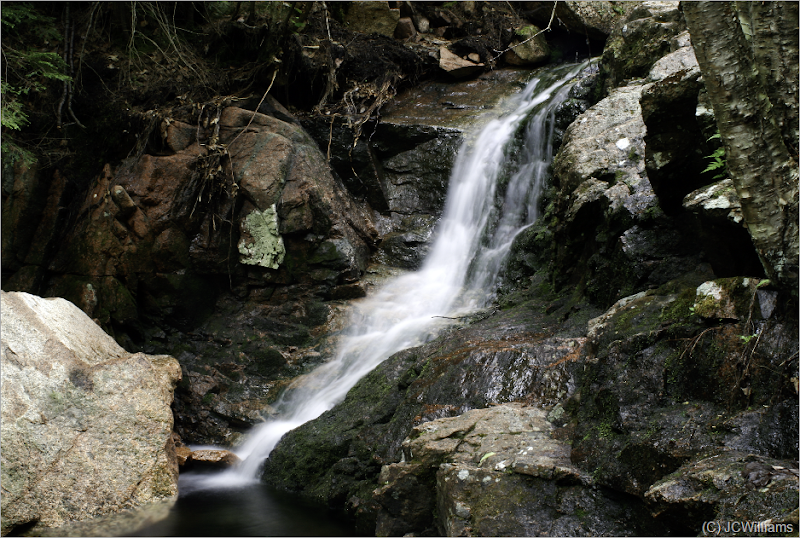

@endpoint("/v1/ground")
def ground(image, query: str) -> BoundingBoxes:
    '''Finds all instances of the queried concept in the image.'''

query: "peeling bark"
[683,1,798,293]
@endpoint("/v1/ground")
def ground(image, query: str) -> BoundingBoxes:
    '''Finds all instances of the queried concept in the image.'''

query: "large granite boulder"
[0,291,181,535]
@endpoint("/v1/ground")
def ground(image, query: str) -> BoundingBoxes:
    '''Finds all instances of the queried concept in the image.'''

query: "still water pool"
[128,472,356,537]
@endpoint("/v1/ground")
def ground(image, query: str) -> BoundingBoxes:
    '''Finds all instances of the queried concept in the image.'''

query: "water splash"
[196,61,589,489]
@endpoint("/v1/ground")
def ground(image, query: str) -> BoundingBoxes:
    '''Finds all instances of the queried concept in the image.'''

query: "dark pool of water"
[128,473,357,537]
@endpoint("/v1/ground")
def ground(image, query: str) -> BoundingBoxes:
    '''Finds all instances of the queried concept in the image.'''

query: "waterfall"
[191,61,589,490]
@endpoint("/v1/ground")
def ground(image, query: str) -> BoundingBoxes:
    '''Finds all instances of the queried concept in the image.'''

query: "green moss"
[597,422,615,439]
[661,287,697,324]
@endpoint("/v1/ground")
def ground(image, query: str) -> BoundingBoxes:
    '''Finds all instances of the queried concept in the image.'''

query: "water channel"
[128,60,590,536]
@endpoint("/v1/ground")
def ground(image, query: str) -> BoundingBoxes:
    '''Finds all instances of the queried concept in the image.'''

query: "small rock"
[345,2,400,38]
[111,185,137,219]
[693,277,762,320]
[438,47,483,79]
[503,25,549,66]
[395,17,416,40]
[175,446,193,466]
[187,449,241,469]
[682,179,743,225]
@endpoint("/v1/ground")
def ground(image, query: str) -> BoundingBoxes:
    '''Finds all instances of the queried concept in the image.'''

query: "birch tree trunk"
[683,1,798,294]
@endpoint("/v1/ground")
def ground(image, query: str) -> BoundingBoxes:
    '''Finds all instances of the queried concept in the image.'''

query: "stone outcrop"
[646,451,798,535]
[8,103,384,446]
[375,404,658,536]
[514,23,766,309]
[0,291,181,535]
[520,1,637,40]
[601,1,687,91]
[262,292,595,533]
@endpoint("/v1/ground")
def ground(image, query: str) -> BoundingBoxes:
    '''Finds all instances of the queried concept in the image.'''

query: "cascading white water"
[190,61,589,491]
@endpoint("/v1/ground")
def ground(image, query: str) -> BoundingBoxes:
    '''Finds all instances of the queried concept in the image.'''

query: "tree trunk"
[683,1,798,293]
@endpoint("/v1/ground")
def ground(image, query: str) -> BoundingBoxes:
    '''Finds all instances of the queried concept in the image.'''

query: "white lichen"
[238,205,286,269]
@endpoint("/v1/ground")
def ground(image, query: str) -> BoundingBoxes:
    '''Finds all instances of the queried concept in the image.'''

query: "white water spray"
[191,62,589,490]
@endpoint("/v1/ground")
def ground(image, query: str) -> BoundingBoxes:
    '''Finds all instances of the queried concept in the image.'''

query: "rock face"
[512,20,765,309]
[5,103,384,446]
[264,269,797,535]
[262,292,598,533]
[258,5,797,535]
[601,1,686,91]
[0,291,181,535]
[521,1,636,40]
[375,404,658,536]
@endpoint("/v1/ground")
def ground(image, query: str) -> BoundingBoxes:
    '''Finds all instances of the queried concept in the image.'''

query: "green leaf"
[479,452,496,465]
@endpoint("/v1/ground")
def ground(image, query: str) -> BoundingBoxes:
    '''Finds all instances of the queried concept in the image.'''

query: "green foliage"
[702,132,728,180]
[1,2,71,165]
[1,2,61,41]
[0,82,29,131]
[288,5,308,33]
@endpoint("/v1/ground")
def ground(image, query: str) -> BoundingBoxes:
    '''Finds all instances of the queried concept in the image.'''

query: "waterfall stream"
[188,61,589,492]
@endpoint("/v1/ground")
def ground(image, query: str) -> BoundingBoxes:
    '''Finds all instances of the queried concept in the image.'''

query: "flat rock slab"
[381,68,536,130]
[376,404,658,536]
[1,291,181,534]
[184,449,241,469]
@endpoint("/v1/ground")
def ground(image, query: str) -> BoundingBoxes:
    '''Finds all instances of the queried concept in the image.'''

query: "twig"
[227,69,278,149]
[491,0,558,62]
[323,1,332,42]
[76,2,100,93]
[57,3,70,129]
[66,20,85,128]
[327,114,335,161]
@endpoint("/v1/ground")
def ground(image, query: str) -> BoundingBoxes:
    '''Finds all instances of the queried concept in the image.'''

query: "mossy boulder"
[571,278,798,499]
[646,451,799,536]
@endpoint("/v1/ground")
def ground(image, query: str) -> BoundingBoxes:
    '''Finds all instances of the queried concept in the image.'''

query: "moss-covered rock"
[646,451,799,536]
[571,277,798,500]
